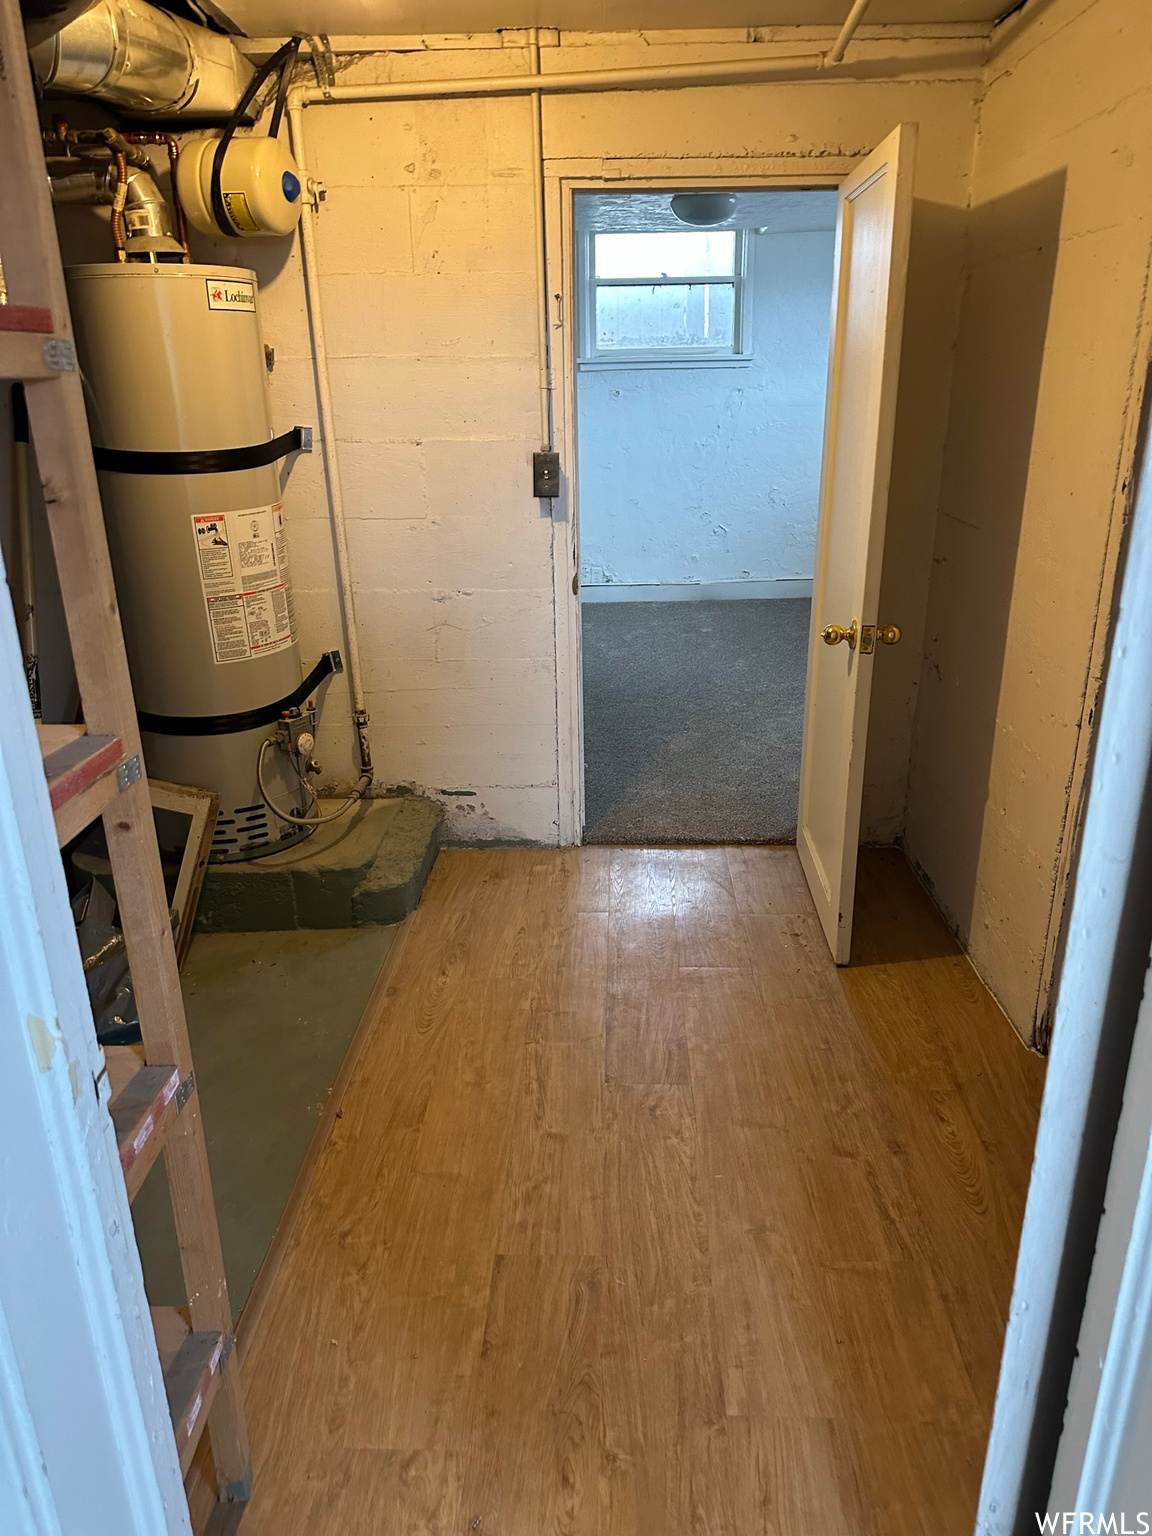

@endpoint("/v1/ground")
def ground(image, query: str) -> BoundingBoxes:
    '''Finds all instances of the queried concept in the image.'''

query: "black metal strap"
[12,383,28,444]
[93,425,310,477]
[138,650,342,737]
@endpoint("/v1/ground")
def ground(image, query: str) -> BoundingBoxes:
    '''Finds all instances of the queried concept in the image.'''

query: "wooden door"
[797,123,917,963]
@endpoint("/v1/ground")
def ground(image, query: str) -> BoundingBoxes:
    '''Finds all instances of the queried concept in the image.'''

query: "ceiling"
[576,188,839,235]
[222,1,1014,39]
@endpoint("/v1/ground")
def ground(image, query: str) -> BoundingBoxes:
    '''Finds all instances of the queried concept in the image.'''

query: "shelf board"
[105,1045,182,1202]
[38,724,126,846]
[0,328,69,382]
[152,1307,226,1476]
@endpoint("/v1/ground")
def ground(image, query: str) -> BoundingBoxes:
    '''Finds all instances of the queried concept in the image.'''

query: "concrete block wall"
[30,20,1146,1041]
[232,30,983,847]
[249,88,556,843]
[904,0,1152,1042]
[12,15,1146,1043]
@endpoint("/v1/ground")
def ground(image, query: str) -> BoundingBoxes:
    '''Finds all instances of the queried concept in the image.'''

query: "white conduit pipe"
[528,28,554,452]
[826,0,874,66]
[287,100,373,777]
[296,52,829,107]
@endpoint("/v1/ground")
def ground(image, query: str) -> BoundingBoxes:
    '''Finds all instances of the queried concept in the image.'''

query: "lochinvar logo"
[205,278,256,313]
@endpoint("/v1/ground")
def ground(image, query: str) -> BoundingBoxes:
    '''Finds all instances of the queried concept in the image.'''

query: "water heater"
[66,261,322,859]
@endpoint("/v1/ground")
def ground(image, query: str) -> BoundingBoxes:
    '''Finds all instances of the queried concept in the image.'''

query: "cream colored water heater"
[66,261,320,858]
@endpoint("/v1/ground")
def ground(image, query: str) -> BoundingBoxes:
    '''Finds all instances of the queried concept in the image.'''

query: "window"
[578,229,749,365]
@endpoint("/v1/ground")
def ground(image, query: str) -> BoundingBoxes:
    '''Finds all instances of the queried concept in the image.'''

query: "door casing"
[545,161,849,845]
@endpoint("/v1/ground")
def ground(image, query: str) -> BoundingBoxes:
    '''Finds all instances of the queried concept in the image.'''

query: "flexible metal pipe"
[286,101,373,777]
[826,0,874,66]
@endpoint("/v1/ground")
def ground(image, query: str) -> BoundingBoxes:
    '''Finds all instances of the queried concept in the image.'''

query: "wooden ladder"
[0,1,251,1527]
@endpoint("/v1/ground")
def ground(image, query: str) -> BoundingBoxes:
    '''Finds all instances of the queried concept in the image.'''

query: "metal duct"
[29,0,252,117]
[49,159,185,256]
[21,0,94,50]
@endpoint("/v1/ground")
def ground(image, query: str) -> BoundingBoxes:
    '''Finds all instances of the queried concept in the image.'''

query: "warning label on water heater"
[192,505,296,665]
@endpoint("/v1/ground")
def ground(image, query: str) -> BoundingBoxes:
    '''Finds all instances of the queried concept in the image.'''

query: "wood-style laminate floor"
[236,846,1046,1536]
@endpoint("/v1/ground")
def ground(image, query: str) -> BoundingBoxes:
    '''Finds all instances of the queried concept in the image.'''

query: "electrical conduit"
[528,28,553,453]
[825,0,873,66]
[295,51,828,108]
[286,100,372,780]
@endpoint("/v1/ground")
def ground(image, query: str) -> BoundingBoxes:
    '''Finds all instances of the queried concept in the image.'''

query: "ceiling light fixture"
[670,192,738,228]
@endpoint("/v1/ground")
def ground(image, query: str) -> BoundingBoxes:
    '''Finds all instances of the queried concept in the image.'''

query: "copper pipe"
[110,149,128,260]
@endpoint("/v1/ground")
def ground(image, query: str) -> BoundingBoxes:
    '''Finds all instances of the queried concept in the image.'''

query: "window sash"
[578,229,749,363]
[593,275,739,289]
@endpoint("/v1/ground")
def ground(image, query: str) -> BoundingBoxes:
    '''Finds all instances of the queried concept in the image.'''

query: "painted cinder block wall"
[237,30,982,850]
[250,17,1151,1043]
[35,17,1141,1040]
[249,89,553,844]
[903,0,1152,1043]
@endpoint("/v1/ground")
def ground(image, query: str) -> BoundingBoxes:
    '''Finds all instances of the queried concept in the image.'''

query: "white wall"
[217,29,982,844]
[29,28,979,848]
[238,86,552,844]
[42,24,1122,1039]
[23,15,1152,1035]
[904,0,1152,1042]
[576,224,834,592]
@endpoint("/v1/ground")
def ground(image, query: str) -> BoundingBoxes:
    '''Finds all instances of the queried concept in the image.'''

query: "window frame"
[576,227,753,368]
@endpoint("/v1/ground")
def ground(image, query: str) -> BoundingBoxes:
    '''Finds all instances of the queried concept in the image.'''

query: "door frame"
[977,365,1152,1533]
[544,160,850,846]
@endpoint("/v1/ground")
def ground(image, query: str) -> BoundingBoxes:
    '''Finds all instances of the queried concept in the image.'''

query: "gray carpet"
[582,598,810,845]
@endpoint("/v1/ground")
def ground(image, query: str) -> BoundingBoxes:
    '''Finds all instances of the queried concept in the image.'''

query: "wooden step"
[37,723,129,846]
[105,1045,183,1202]
[151,1307,227,1475]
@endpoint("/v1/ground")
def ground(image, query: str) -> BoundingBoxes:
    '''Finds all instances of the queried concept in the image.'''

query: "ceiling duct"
[28,0,253,117]
[21,0,95,49]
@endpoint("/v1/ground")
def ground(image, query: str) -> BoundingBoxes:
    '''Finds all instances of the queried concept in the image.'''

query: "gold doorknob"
[822,621,857,650]
[877,624,901,645]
